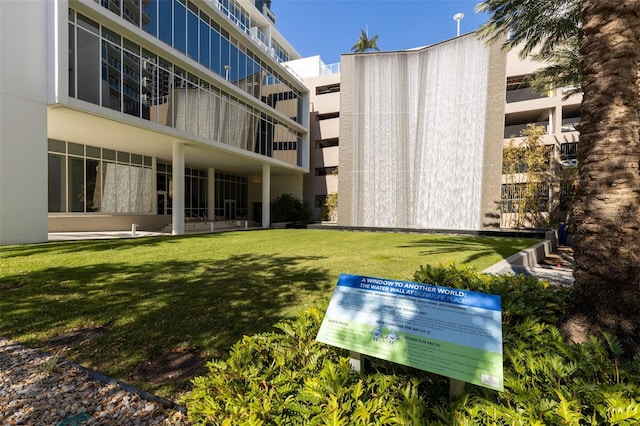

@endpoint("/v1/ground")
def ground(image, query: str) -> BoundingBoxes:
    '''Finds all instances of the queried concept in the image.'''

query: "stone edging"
[483,230,556,274]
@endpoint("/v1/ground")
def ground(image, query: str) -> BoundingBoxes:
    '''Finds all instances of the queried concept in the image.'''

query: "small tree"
[319,193,338,222]
[271,194,313,223]
[502,124,552,227]
[319,167,338,222]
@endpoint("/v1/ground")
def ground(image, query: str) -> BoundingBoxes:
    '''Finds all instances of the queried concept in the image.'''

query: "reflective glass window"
[142,50,156,120]
[221,35,230,79]
[103,148,116,161]
[78,13,99,35]
[87,145,101,158]
[102,28,122,111]
[48,154,66,212]
[238,49,246,89]
[69,142,84,156]
[123,0,141,26]
[86,158,100,212]
[157,58,173,126]
[123,39,141,117]
[199,18,209,68]
[76,15,100,104]
[142,0,158,37]
[68,156,85,212]
[210,27,220,74]
[49,139,66,153]
[107,0,121,17]
[173,0,186,53]
[229,44,238,83]
[68,22,76,97]
[118,151,130,162]
[187,2,198,60]
[158,0,172,46]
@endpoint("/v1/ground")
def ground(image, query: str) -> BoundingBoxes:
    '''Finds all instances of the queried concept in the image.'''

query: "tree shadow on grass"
[397,236,535,266]
[0,234,181,259]
[0,252,332,398]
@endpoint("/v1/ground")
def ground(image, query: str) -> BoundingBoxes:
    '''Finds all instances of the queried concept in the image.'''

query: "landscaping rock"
[0,337,187,425]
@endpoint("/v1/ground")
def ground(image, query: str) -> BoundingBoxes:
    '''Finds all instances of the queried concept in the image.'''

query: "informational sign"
[316,274,503,391]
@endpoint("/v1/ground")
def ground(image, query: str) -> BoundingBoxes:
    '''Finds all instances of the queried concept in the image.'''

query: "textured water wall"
[343,36,496,230]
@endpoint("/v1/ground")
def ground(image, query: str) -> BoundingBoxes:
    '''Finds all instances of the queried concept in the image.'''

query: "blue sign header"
[337,273,501,311]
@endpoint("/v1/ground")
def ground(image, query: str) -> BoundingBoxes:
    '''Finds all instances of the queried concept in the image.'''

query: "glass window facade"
[157,164,248,220]
[69,8,304,167]
[48,140,154,214]
[92,0,301,120]
[215,171,248,219]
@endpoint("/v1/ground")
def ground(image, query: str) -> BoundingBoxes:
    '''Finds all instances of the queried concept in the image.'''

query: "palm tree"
[477,0,640,351]
[570,1,640,351]
[351,29,380,53]
[476,0,581,93]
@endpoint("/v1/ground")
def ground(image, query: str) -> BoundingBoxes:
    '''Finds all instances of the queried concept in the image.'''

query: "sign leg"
[349,351,366,373]
[450,379,465,401]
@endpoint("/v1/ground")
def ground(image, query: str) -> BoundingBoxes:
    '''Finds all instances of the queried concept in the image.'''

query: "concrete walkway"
[48,231,168,242]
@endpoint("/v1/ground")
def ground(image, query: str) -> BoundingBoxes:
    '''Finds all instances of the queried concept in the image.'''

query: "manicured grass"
[0,229,535,399]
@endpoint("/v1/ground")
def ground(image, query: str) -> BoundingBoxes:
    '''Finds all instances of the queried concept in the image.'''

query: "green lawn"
[0,229,535,400]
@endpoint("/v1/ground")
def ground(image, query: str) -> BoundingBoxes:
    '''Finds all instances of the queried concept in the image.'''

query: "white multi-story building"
[501,49,581,227]
[0,2,582,246]
[285,56,340,220]
[0,0,309,245]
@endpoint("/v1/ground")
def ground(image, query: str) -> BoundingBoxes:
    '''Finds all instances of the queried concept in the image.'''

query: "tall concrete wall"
[0,0,49,244]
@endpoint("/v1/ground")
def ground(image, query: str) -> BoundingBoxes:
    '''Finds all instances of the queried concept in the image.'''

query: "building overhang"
[47,104,306,179]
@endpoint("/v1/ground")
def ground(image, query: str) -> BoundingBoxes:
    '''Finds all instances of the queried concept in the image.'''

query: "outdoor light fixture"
[453,13,464,37]
[224,64,231,81]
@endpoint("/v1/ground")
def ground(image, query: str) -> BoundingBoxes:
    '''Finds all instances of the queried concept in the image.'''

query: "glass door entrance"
[157,191,168,215]
[224,200,236,220]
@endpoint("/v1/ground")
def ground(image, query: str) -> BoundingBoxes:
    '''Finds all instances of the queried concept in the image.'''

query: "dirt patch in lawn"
[49,326,108,347]
[134,348,205,385]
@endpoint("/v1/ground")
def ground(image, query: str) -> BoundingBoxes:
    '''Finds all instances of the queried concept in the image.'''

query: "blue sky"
[271,0,491,65]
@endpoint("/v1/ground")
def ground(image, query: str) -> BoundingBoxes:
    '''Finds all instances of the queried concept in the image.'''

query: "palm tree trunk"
[571,1,640,350]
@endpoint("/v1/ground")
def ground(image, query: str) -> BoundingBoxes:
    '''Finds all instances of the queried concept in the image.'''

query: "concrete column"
[262,164,270,228]
[207,167,215,220]
[172,141,185,235]
[0,0,49,245]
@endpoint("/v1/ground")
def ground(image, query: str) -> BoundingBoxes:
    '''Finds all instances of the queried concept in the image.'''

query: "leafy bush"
[319,192,338,222]
[271,194,313,223]
[183,305,435,425]
[185,265,640,425]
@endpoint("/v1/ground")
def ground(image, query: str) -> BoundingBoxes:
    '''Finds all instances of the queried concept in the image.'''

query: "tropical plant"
[319,167,338,222]
[319,192,338,222]
[185,264,640,425]
[477,0,640,354]
[502,124,552,228]
[476,0,582,95]
[502,124,577,228]
[350,29,380,53]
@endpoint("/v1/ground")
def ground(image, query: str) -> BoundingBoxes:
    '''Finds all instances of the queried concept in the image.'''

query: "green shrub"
[185,265,640,425]
[271,194,313,223]
[183,305,436,425]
